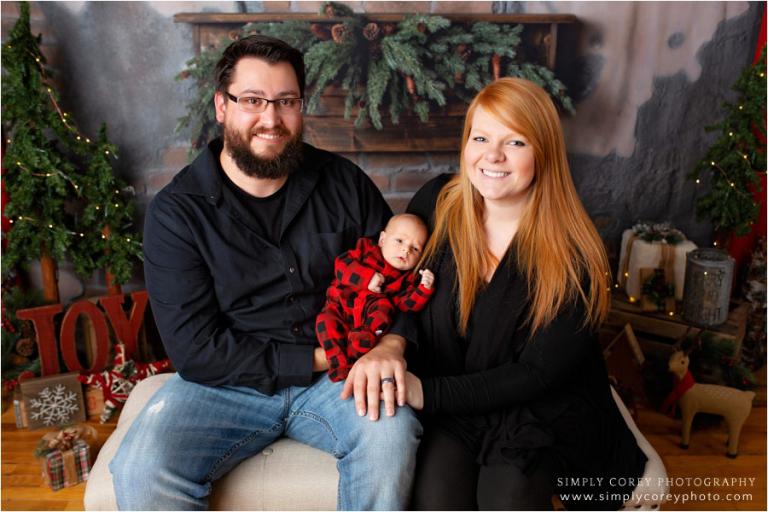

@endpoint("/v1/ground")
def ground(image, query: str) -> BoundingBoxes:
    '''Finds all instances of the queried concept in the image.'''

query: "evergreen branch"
[366,58,391,130]
[174,13,574,139]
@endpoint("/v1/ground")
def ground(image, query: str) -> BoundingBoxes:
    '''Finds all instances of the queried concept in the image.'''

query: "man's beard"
[224,124,304,179]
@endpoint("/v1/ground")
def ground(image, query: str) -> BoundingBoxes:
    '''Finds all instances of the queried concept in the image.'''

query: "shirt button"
[291,324,301,334]
[262,448,273,455]
[288,266,296,274]
[287,295,296,304]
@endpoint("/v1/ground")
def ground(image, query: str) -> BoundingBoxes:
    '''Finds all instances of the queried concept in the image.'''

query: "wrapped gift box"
[35,425,97,491]
[39,439,91,490]
[84,384,105,420]
[618,227,697,301]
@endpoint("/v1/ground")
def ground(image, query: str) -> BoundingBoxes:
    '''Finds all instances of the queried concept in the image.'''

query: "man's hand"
[418,269,435,290]
[313,347,329,372]
[368,272,385,293]
[340,334,407,421]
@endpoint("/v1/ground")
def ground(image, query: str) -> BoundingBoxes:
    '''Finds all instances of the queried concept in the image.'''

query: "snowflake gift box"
[19,372,86,430]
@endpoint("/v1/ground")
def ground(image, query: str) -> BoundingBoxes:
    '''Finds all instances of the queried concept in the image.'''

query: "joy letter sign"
[16,291,149,376]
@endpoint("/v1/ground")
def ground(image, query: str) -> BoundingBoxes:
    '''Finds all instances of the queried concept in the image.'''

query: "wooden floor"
[2,377,766,511]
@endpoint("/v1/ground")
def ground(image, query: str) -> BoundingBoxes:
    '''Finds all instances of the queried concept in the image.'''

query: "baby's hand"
[368,272,385,293]
[419,269,435,289]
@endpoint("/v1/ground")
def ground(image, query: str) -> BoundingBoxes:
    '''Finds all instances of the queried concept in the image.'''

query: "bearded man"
[109,35,421,511]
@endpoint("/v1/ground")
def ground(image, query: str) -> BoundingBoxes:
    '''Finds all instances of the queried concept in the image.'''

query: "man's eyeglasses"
[225,92,304,114]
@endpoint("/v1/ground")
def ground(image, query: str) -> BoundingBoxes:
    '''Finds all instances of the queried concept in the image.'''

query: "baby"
[316,214,435,381]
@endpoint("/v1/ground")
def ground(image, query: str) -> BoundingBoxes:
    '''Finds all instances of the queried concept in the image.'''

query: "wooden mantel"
[174,12,577,153]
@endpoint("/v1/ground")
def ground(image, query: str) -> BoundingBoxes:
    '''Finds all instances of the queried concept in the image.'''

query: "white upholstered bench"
[85,373,667,510]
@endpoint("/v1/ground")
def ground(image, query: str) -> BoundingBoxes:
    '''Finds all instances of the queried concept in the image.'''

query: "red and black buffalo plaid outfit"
[316,237,433,381]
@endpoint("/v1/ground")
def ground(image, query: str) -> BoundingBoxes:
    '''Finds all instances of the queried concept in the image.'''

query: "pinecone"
[491,54,501,81]
[456,44,470,60]
[331,24,349,44]
[177,70,191,80]
[310,23,332,41]
[228,30,240,41]
[382,23,396,36]
[324,4,336,17]
[417,23,426,33]
[454,71,464,84]
[15,337,35,357]
[20,321,34,339]
[9,354,29,367]
[405,75,416,95]
[363,23,380,41]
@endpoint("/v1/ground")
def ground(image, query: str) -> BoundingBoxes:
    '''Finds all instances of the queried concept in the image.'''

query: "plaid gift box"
[39,439,91,491]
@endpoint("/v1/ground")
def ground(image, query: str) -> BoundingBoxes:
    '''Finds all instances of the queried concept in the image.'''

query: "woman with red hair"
[405,78,647,510]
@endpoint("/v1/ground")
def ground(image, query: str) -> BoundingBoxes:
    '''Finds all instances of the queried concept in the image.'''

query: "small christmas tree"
[689,47,767,239]
[2,2,83,302]
[76,125,143,294]
[2,2,141,300]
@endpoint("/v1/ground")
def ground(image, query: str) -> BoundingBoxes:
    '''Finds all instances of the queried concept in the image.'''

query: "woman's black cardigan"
[406,175,647,510]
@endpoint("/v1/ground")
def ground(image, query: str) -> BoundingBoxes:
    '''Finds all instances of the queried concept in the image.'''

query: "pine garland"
[176,1,575,148]
[2,2,142,286]
[689,47,767,237]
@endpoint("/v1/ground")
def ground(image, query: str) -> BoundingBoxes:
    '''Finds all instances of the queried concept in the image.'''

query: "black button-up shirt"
[143,139,393,394]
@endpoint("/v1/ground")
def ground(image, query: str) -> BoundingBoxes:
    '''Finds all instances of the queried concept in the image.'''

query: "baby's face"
[378,217,427,271]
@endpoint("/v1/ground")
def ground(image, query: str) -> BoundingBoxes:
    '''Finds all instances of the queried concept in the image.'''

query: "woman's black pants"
[411,426,559,510]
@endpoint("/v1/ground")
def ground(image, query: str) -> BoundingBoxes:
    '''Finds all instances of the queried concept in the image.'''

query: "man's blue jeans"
[109,373,422,510]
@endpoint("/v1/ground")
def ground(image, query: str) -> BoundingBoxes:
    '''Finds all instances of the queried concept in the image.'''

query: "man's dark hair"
[214,35,306,97]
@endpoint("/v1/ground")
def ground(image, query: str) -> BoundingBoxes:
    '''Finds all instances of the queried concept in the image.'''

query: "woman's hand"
[340,334,407,421]
[404,371,424,410]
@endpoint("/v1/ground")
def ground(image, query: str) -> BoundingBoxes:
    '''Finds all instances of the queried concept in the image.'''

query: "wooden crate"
[602,293,749,361]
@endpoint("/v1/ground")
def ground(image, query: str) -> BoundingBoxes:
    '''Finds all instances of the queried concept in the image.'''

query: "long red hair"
[420,78,610,335]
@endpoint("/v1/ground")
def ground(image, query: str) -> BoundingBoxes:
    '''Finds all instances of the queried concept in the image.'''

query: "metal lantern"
[681,248,735,326]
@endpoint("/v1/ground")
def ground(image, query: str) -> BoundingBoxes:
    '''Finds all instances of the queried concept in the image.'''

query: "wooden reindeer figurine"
[664,350,755,458]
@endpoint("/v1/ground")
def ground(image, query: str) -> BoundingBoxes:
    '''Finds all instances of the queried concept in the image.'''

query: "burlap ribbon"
[660,244,675,286]
[40,424,97,452]
[61,447,77,487]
